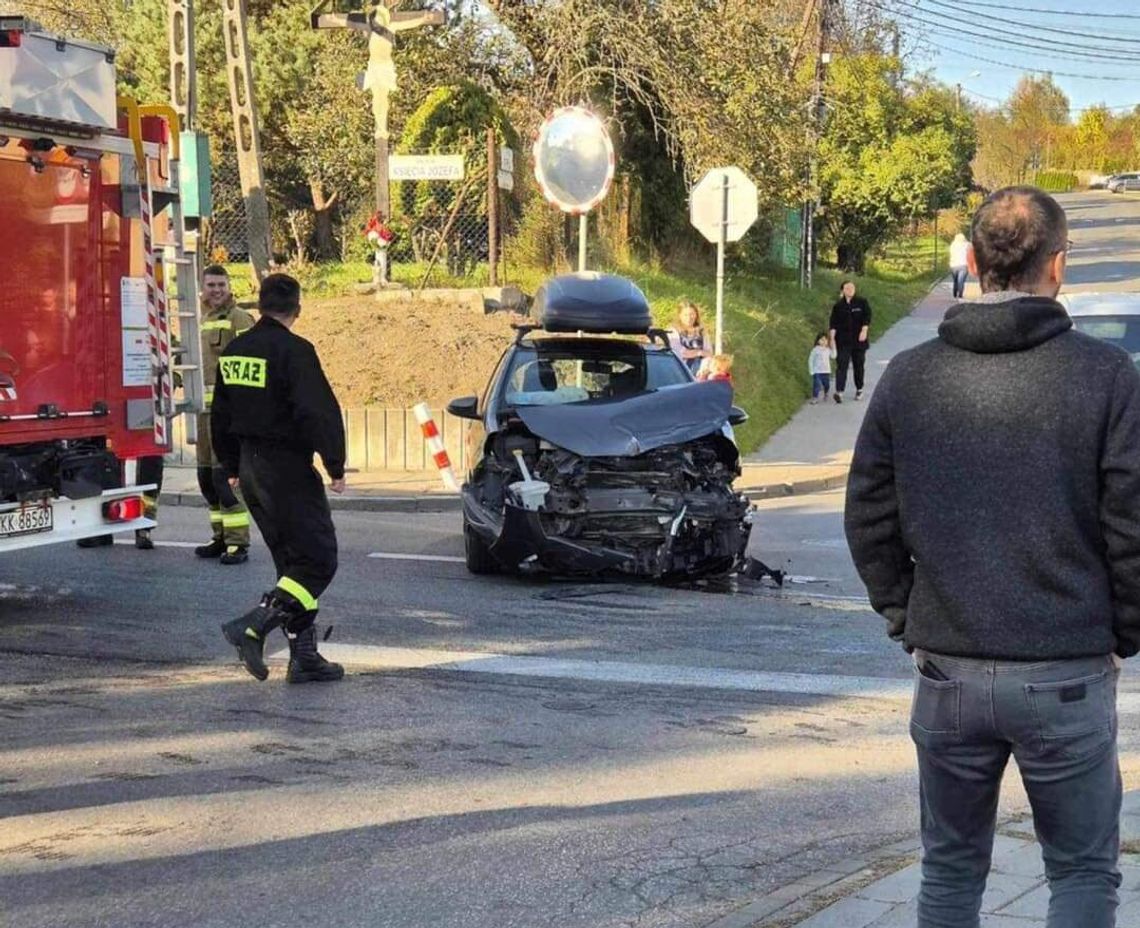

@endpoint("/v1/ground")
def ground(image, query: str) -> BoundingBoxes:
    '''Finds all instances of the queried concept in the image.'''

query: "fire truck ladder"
[118,98,205,446]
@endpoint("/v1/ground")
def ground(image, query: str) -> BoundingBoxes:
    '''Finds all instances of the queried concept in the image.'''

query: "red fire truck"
[0,17,204,551]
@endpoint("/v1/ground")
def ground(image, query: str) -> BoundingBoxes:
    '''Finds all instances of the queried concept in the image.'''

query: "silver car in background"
[1107,173,1140,193]
[1061,293,1140,366]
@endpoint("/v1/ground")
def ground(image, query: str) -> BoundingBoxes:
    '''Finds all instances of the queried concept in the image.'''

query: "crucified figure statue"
[361,1,443,143]
[311,0,443,221]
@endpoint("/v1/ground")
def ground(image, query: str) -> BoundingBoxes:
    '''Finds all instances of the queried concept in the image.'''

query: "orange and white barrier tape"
[413,402,460,492]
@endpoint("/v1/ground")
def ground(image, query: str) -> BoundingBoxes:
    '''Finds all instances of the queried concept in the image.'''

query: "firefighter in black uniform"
[212,274,346,684]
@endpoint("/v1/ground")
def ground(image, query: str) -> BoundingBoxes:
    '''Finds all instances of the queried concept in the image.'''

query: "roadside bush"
[1034,171,1077,193]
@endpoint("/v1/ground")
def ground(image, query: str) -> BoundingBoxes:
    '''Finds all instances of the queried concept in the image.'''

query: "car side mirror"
[728,405,749,426]
[447,395,480,420]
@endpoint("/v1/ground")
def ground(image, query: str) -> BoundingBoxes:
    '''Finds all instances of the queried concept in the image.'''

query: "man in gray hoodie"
[846,186,1140,928]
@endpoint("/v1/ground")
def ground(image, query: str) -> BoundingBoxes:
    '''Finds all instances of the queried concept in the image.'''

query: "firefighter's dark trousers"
[197,413,251,546]
[238,441,337,621]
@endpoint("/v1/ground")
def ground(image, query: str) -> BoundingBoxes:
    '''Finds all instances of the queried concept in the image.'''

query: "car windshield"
[502,342,690,407]
[1071,315,1140,367]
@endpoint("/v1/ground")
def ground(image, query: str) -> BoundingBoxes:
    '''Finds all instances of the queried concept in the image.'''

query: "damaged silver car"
[447,273,753,580]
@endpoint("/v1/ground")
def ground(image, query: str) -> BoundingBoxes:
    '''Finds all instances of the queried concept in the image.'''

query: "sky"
[897,0,1140,116]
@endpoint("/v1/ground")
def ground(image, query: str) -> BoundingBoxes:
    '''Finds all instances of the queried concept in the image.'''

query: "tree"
[1074,106,1110,173]
[395,82,518,268]
[819,56,975,271]
[1008,75,1069,171]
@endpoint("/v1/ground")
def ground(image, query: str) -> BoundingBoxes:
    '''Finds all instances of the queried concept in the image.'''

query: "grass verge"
[628,257,939,452]
[224,245,940,455]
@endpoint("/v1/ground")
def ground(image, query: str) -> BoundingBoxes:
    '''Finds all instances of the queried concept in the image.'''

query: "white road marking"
[113,539,202,549]
[269,643,913,699]
[367,552,466,563]
[263,643,1140,710]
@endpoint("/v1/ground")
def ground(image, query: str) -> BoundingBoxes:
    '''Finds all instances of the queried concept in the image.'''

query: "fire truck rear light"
[0,30,21,47]
[103,497,144,522]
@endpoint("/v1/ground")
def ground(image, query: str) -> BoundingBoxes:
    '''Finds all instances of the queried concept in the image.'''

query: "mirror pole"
[578,213,588,272]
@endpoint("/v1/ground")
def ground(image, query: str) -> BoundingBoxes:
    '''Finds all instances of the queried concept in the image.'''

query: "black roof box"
[533,273,652,334]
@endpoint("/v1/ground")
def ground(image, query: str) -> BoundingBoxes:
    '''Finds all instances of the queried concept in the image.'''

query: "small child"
[809,333,831,405]
[698,353,734,387]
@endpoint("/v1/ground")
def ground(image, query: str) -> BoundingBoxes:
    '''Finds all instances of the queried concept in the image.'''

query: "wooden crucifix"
[311,0,444,219]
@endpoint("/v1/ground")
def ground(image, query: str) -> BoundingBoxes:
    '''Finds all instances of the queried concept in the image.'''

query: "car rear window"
[502,343,690,407]
[1072,315,1140,366]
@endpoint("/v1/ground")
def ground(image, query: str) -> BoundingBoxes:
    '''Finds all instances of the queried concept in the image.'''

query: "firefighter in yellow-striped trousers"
[195,265,256,564]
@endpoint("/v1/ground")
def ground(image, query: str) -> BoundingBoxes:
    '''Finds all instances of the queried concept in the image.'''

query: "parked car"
[1060,292,1140,366]
[1107,173,1140,193]
[448,272,754,580]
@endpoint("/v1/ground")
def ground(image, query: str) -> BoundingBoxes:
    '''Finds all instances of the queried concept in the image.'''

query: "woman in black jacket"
[828,281,871,402]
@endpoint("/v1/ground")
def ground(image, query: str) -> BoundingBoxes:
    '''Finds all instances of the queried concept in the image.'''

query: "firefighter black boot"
[221,591,302,681]
[195,538,226,558]
[286,623,344,684]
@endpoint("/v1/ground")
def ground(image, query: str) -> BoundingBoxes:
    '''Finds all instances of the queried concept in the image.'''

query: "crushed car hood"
[514,381,733,457]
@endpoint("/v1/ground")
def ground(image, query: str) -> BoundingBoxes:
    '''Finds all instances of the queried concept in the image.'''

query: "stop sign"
[690,167,758,244]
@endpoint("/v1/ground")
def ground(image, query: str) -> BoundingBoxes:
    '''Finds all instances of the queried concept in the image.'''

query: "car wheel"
[464,520,499,574]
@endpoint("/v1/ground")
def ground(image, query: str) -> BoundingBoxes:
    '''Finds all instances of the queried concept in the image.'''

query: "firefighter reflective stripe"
[204,389,214,406]
[219,356,268,388]
[222,512,251,529]
[201,320,234,332]
[209,507,223,523]
[276,576,318,611]
[236,325,254,334]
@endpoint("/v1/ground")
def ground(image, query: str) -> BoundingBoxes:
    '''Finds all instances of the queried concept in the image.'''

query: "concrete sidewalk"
[156,460,854,513]
[746,278,960,474]
[157,280,956,514]
[709,792,1140,928]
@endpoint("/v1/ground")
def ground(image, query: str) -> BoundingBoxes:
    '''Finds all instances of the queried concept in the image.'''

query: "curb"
[158,491,464,514]
[158,474,846,515]
[742,473,848,501]
[701,839,921,928]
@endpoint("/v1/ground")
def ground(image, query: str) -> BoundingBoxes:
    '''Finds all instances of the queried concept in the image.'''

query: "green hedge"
[1034,171,1078,193]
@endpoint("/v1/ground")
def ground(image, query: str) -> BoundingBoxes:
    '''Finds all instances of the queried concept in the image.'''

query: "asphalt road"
[3,191,1140,928]
[1058,189,1140,294]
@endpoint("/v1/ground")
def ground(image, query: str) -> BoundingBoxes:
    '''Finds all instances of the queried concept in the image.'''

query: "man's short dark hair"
[202,264,229,279]
[971,186,1068,292]
[259,273,301,316]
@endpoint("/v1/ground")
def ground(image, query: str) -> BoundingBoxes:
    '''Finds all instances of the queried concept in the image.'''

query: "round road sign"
[533,107,615,215]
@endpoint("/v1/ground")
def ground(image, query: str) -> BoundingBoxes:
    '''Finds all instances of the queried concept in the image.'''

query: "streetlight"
[956,71,982,112]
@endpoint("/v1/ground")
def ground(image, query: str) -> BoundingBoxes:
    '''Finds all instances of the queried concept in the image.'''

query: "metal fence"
[204,138,520,288]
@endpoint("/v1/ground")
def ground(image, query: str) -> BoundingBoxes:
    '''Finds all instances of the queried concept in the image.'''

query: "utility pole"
[956,82,962,113]
[802,0,832,289]
[890,22,900,89]
[169,0,195,128]
[487,128,498,287]
[223,0,272,280]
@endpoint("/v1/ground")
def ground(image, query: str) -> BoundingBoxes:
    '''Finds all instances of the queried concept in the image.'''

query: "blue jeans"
[812,373,831,398]
[951,267,969,299]
[912,651,1122,928]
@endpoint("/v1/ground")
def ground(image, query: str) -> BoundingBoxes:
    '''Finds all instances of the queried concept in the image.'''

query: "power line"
[918,0,1140,46]
[961,87,1140,114]
[879,0,1140,61]
[923,24,1140,68]
[949,0,1140,20]
[918,35,1140,81]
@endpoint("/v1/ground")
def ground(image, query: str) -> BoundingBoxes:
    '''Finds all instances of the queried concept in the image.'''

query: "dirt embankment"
[293,295,516,408]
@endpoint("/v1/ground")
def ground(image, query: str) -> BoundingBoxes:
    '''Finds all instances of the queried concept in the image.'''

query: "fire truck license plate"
[0,503,53,538]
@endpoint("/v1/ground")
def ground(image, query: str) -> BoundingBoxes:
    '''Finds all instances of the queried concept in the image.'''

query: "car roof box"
[533,273,652,334]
